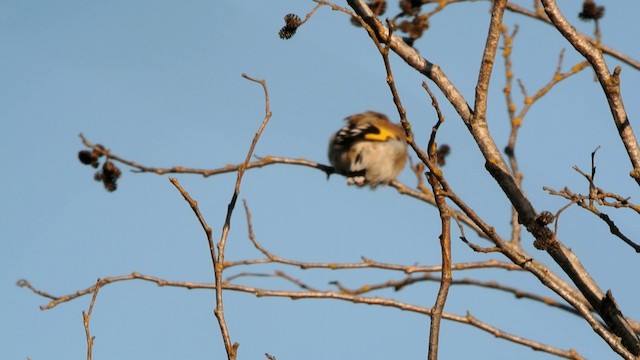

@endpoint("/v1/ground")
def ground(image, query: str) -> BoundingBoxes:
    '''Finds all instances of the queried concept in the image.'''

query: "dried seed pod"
[536,211,555,226]
[279,13,302,39]
[96,161,122,192]
[78,150,95,165]
[579,0,605,21]
[436,144,451,166]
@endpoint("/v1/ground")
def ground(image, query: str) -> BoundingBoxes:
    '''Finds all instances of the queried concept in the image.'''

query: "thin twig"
[165,73,274,360]
[362,15,448,357]
[221,73,272,359]
[328,272,582,318]
[82,279,102,360]
[421,80,452,360]
[544,183,640,253]
[427,175,452,360]
[299,3,323,26]
[79,134,334,177]
[502,24,523,245]
[168,178,236,357]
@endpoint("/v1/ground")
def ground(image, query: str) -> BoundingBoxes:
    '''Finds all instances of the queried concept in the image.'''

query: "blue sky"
[2,1,640,359]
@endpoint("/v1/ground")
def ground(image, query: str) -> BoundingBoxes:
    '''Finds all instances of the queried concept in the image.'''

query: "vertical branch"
[358,11,453,356]
[82,279,102,360]
[473,0,508,120]
[464,0,540,227]
[219,73,272,264]
[426,173,452,360]
[500,25,523,244]
[424,85,452,360]
[217,73,272,359]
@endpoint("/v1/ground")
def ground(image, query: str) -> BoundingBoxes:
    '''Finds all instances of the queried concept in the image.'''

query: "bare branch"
[217,73,272,360]
[80,135,335,177]
[419,90,453,358]
[17,274,585,359]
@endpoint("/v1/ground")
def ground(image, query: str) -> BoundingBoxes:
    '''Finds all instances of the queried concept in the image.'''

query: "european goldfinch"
[328,111,407,188]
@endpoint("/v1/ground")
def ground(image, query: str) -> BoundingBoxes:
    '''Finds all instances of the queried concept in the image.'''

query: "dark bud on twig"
[279,13,302,40]
[78,150,95,166]
[78,145,105,168]
[104,181,117,192]
[579,0,605,21]
[436,144,451,166]
[504,145,514,157]
[103,161,122,180]
[92,161,122,192]
[80,142,120,192]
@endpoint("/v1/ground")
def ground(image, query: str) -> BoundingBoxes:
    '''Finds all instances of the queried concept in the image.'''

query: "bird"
[328,111,408,188]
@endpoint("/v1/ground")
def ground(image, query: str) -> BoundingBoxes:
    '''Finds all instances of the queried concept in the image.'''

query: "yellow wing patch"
[363,126,397,141]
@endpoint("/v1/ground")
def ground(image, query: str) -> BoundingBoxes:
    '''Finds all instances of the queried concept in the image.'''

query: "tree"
[11,0,640,359]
